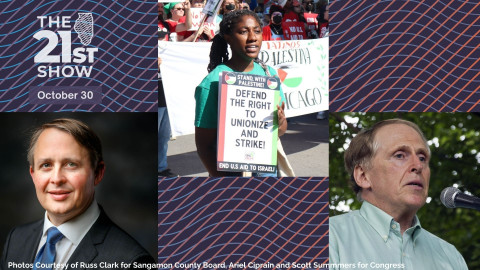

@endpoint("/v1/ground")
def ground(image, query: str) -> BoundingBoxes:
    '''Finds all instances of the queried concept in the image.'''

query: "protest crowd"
[158,0,329,177]
[158,0,328,42]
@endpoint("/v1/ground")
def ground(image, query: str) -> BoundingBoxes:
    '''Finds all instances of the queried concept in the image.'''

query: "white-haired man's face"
[355,123,431,216]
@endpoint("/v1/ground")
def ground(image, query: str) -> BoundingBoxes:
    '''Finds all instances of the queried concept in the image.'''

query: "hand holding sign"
[277,100,287,136]
[201,25,214,40]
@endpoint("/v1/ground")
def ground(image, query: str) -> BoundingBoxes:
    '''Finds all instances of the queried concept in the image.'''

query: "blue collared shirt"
[329,201,468,270]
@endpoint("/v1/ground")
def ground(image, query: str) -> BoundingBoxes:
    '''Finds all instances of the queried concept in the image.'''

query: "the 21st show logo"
[34,14,98,78]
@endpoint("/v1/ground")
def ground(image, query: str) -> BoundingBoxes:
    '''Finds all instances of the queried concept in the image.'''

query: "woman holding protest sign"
[194,9,293,177]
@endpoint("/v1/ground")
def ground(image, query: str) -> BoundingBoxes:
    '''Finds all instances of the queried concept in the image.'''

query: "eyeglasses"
[242,6,249,10]
[174,8,184,11]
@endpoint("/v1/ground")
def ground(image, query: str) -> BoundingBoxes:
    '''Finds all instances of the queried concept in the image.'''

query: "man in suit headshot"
[329,118,468,270]
[1,118,155,269]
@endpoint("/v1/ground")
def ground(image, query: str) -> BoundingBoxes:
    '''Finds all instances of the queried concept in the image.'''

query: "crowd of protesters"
[158,0,329,42]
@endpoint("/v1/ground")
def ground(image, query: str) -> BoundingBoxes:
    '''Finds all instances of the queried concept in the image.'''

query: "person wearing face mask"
[262,5,285,41]
[301,0,312,10]
[303,0,318,39]
[221,0,239,15]
[214,0,239,35]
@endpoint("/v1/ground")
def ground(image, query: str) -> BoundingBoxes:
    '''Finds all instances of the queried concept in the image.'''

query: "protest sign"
[259,39,328,118]
[202,0,222,17]
[282,21,308,40]
[217,72,280,173]
[188,8,217,31]
[160,38,328,136]
[304,13,318,33]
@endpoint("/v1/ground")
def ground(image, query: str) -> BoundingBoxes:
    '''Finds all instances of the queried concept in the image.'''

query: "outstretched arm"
[174,0,192,32]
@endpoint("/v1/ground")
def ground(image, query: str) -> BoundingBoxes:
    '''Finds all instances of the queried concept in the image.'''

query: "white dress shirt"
[36,200,100,270]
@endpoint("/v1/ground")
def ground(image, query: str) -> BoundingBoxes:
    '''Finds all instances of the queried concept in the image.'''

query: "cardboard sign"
[188,8,217,31]
[217,71,280,173]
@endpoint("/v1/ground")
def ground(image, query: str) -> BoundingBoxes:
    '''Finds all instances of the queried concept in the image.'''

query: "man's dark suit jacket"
[1,207,156,269]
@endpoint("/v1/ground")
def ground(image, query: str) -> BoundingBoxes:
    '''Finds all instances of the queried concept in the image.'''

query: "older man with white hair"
[329,118,468,270]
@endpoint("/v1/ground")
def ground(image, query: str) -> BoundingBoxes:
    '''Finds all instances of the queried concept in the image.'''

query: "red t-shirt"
[176,16,189,37]
[164,20,178,30]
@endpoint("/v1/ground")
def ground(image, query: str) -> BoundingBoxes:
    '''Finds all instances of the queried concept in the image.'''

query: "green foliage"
[329,112,480,269]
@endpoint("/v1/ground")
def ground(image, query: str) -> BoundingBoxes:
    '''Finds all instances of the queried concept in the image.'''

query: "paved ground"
[166,113,329,177]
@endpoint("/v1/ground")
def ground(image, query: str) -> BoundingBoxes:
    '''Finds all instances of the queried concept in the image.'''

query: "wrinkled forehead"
[373,123,430,154]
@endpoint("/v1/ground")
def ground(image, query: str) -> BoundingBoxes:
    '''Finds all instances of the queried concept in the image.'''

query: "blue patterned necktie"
[33,227,64,270]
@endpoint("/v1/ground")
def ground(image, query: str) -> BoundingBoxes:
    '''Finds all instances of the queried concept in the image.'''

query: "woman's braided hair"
[207,9,271,76]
